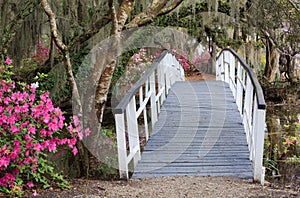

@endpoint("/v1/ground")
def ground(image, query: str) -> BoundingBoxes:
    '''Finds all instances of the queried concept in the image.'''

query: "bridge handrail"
[216,48,266,184]
[217,48,266,109]
[114,50,185,179]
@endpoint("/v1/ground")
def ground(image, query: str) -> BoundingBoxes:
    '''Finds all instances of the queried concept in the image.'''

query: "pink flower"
[45,99,54,111]
[43,113,50,124]
[27,181,34,188]
[5,57,11,65]
[24,157,31,165]
[85,128,90,136]
[32,158,38,165]
[4,97,10,105]
[29,94,35,102]
[0,145,7,155]
[9,150,19,160]
[294,139,299,145]
[14,105,22,113]
[17,160,23,168]
[41,140,49,148]
[12,168,19,175]
[25,135,33,141]
[76,125,82,133]
[33,143,43,153]
[58,138,68,145]
[32,190,38,196]
[7,115,16,125]
[11,126,20,134]
[58,120,64,129]
[73,116,79,127]
[0,156,10,168]
[68,138,77,148]
[40,129,47,137]
[28,126,36,135]
[48,118,59,131]
[26,142,32,149]
[286,139,292,145]
[0,173,15,187]
[68,124,74,133]
[72,147,78,155]
[21,121,29,128]
[48,141,56,152]
[78,132,83,140]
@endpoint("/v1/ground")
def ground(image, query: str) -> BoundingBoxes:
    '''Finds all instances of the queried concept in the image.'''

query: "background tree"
[248,0,300,83]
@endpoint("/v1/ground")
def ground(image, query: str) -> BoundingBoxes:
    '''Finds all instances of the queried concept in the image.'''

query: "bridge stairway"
[132,80,253,179]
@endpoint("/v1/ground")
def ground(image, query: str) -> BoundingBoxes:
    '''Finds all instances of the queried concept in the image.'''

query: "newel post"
[115,113,128,179]
[253,99,266,185]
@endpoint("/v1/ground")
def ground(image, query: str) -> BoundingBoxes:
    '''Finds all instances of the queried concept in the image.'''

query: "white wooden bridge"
[114,49,266,184]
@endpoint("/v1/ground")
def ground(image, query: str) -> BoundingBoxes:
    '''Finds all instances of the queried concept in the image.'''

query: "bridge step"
[132,81,253,180]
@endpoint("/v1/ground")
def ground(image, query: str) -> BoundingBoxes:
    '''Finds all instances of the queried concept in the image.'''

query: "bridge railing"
[114,50,185,179]
[216,48,266,184]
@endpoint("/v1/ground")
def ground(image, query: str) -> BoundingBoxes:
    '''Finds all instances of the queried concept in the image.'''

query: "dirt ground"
[19,176,299,198]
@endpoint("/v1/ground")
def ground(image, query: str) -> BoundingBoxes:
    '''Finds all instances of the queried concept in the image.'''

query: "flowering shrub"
[31,41,50,65]
[21,41,50,69]
[0,58,89,196]
[282,114,300,158]
[114,48,155,100]
[156,49,210,74]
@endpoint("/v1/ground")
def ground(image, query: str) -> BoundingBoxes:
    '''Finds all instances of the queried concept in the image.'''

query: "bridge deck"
[132,81,253,179]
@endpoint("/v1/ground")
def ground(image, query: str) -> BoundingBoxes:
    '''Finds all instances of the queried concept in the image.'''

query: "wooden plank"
[132,172,253,179]
[136,158,251,163]
[136,161,252,167]
[134,165,252,172]
[132,81,253,180]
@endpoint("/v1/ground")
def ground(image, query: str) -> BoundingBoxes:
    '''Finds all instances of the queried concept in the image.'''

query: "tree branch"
[41,0,81,110]
[41,0,68,53]
[116,0,135,31]
[68,15,111,50]
[158,0,184,16]
[287,0,300,12]
[125,0,169,28]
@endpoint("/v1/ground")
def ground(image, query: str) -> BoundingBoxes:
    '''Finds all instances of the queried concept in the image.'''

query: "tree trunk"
[285,54,298,84]
[41,0,89,175]
[264,39,279,82]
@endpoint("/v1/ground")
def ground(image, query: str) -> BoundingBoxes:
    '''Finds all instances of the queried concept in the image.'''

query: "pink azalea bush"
[115,48,155,100]
[156,48,211,73]
[31,41,50,65]
[282,114,300,157]
[0,58,89,196]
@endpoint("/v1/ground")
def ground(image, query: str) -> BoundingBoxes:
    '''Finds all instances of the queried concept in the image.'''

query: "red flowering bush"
[31,41,50,65]
[0,58,89,196]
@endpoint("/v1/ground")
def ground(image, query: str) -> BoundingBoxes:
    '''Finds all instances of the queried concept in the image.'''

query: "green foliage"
[102,128,114,139]
[264,157,279,175]
[90,164,119,180]
[265,113,300,179]
[282,115,300,156]
[153,1,207,40]
[111,49,137,88]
